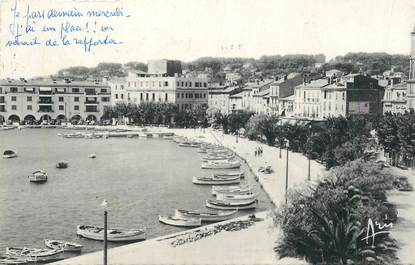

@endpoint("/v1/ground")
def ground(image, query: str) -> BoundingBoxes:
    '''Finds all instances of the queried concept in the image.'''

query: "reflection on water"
[0,129,272,254]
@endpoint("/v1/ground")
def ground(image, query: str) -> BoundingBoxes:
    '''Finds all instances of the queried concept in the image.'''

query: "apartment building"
[383,81,408,114]
[208,84,240,114]
[0,79,111,123]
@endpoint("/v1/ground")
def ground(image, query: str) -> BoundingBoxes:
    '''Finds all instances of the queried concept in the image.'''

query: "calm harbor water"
[0,128,273,255]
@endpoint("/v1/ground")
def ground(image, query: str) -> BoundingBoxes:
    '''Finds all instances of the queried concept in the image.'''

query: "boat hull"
[76,226,146,242]
[201,162,241,169]
[206,199,257,210]
[174,209,238,222]
[44,239,82,252]
[192,176,240,185]
[158,216,201,227]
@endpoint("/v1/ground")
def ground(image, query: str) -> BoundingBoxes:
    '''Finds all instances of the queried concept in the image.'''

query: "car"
[381,202,398,223]
[393,176,413,191]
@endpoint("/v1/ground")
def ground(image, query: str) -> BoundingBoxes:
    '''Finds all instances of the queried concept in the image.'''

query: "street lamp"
[101,199,109,265]
[285,139,290,204]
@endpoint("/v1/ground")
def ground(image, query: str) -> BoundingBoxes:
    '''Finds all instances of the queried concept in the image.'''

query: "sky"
[0,0,414,78]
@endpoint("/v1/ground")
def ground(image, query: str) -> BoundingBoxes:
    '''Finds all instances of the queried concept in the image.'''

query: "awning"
[39,87,52,92]
[56,88,65,93]
[24,87,34,92]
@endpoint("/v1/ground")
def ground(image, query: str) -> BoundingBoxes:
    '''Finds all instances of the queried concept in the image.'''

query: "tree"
[245,114,267,140]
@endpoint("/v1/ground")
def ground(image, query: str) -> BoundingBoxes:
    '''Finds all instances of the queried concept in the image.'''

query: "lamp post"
[101,200,108,265]
[285,139,289,204]
[307,124,312,181]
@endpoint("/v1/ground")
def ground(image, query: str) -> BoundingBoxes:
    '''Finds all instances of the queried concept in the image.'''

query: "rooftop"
[0,78,108,87]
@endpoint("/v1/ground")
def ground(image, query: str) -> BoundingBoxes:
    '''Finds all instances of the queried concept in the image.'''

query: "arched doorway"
[23,115,36,125]
[86,115,97,121]
[8,114,20,124]
[40,114,52,121]
[56,114,67,121]
[71,115,82,125]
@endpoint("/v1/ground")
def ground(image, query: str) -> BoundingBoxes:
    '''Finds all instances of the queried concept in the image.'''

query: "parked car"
[393,176,413,191]
[381,202,398,223]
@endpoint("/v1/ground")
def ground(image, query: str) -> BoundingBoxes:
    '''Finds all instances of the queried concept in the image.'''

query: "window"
[12,105,17,110]
[11,96,17,101]
[152,93,155,101]
[165,93,168,101]
[115,94,118,99]
[74,97,79,102]
[342,92,345,100]
[121,94,124,99]
[128,93,130,100]
[74,105,79,111]
[188,82,192,87]
[189,93,193,98]
[101,89,107,93]
[185,93,188,99]
[27,96,32,102]
[27,105,32,110]
[59,105,64,110]
[59,97,64,102]
[120,85,124,90]
[195,93,199,99]
[102,97,110,102]
[303,91,306,99]
[72,88,80,93]
[134,82,137,87]
[146,93,149,101]
[177,93,180,98]
[177,82,180,86]
[0,105,5,112]
[181,93,184,98]
[0,96,4,103]
[140,93,143,101]
[181,82,184,86]
[164,81,168,87]
[10,87,18,93]
[204,83,207,87]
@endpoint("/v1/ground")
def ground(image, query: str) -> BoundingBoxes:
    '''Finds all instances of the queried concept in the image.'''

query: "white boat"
[174,209,238,222]
[62,132,84,138]
[201,160,241,169]
[178,142,201,148]
[76,225,146,242]
[158,215,201,227]
[44,239,83,252]
[212,184,252,196]
[28,170,47,183]
[3,150,17,159]
[88,154,96,159]
[213,171,245,179]
[6,247,63,258]
[201,155,235,162]
[216,193,258,202]
[206,198,257,210]
[192,176,240,185]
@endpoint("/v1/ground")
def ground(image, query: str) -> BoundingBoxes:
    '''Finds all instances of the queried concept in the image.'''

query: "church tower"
[407,26,415,111]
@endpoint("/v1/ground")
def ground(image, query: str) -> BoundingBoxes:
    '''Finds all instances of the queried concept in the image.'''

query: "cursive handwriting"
[361,218,393,247]
[4,0,129,52]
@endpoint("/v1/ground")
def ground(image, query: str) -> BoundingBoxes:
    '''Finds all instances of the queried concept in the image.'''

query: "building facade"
[108,70,209,110]
[0,79,111,123]
[383,81,408,114]
[208,85,239,114]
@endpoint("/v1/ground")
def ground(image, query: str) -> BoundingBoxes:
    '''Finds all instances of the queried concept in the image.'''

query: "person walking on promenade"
[254,148,258,157]
[259,146,263,157]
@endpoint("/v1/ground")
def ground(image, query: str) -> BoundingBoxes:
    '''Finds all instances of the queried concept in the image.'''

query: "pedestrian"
[254,148,257,157]
[260,147,263,156]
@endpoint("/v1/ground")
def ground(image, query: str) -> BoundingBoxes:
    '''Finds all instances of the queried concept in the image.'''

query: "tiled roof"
[230,91,244,98]
[297,78,329,89]
[0,79,108,87]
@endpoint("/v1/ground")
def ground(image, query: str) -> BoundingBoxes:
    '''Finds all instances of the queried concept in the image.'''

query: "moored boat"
[62,132,84,138]
[6,247,63,258]
[28,170,47,183]
[174,209,238,222]
[3,150,17,159]
[213,171,245,179]
[201,160,241,169]
[212,184,252,196]
[192,175,240,185]
[216,193,258,202]
[44,239,83,252]
[56,161,68,169]
[158,215,201,227]
[88,154,96,159]
[76,225,146,242]
[206,198,257,210]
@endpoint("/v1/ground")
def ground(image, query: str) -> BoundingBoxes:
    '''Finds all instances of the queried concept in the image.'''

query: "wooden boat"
[76,225,146,242]
[0,255,28,265]
[3,150,17,159]
[201,160,241,169]
[201,155,235,162]
[6,247,63,258]
[44,239,83,252]
[178,142,201,148]
[216,193,258,202]
[62,132,84,138]
[28,170,47,183]
[56,161,68,169]
[214,171,244,179]
[212,184,252,196]
[206,198,257,210]
[192,175,240,185]
[174,209,238,222]
[158,215,201,227]
[88,154,96,159]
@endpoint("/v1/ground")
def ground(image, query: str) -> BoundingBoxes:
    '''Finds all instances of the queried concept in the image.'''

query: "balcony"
[84,100,99,105]
[38,109,54,113]
[38,100,54,105]
[85,109,99,112]
[0,100,6,104]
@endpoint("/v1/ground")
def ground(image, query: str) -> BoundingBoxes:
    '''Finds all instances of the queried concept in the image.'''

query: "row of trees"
[213,111,377,169]
[377,111,415,167]
[275,159,398,264]
[103,102,209,128]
